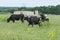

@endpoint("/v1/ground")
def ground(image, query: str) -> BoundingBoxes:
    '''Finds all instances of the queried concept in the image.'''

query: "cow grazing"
[7,14,24,23]
[25,16,41,27]
[40,13,49,22]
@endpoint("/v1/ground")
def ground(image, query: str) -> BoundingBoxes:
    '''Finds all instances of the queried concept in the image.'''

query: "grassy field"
[0,14,60,40]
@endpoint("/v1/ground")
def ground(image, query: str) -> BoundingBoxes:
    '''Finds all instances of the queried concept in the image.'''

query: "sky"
[0,0,60,7]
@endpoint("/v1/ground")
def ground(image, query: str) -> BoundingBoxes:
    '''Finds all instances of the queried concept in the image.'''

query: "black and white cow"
[25,16,41,27]
[40,13,49,22]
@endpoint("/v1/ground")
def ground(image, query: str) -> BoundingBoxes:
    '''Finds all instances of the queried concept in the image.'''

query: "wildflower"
[48,31,56,37]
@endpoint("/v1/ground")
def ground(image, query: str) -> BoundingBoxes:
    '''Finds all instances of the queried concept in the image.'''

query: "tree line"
[0,5,60,15]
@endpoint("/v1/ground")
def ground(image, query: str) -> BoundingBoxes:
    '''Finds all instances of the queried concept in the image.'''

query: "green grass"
[0,14,60,40]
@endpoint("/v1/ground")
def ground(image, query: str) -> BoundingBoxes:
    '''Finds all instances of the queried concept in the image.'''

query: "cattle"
[7,13,24,23]
[40,13,49,22]
[25,16,41,27]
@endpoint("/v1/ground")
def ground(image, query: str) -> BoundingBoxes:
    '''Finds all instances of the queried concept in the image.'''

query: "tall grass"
[0,13,60,40]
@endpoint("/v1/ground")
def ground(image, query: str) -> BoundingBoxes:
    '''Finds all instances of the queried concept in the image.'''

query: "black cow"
[7,14,24,23]
[25,16,41,27]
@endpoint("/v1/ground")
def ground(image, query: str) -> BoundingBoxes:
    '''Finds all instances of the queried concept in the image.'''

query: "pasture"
[0,13,60,40]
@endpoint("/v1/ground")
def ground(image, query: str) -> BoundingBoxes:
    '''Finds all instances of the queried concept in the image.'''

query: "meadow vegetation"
[0,13,60,40]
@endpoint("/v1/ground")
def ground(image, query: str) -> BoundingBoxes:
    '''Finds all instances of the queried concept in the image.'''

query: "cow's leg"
[28,23,30,26]
[38,23,40,27]
[28,23,33,27]
[20,18,24,23]
[32,24,33,27]
[21,19,24,23]
[38,22,42,27]
[12,20,15,23]
[7,19,10,23]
